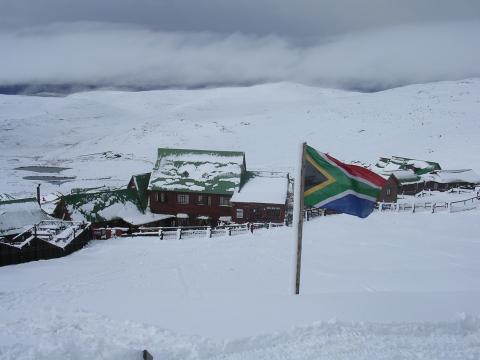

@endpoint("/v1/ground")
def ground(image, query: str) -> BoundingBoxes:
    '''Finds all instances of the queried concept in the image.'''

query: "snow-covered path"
[1,211,480,359]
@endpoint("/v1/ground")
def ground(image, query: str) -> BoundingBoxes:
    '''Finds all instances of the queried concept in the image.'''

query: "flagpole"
[292,142,306,295]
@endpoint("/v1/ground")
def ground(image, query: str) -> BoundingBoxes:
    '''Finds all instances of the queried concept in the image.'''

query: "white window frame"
[177,194,190,204]
[236,208,244,219]
[219,196,231,207]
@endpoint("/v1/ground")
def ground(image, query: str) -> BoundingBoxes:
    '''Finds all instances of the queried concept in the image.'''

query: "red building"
[230,171,289,223]
[147,148,289,225]
[148,148,246,226]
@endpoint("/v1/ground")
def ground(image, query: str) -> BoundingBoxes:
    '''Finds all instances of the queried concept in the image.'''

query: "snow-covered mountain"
[1,78,480,198]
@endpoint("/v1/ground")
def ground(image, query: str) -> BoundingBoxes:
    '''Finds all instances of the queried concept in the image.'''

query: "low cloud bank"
[1,21,479,93]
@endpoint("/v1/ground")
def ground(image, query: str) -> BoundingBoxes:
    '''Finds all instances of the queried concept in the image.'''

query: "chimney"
[36,184,41,205]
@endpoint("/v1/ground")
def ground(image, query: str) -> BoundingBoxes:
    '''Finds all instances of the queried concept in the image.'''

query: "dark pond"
[15,166,71,173]
[23,175,76,183]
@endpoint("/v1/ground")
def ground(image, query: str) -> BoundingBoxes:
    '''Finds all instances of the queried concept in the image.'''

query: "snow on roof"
[120,212,173,226]
[230,171,288,205]
[385,170,421,184]
[60,187,147,223]
[148,148,245,195]
[2,220,89,249]
[422,169,480,184]
[375,156,441,175]
[0,198,50,235]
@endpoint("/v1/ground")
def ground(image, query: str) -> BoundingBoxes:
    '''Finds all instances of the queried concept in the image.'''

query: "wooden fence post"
[159,229,163,240]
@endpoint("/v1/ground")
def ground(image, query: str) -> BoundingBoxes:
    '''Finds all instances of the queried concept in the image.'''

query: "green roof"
[148,148,246,195]
[377,156,441,175]
[56,187,144,223]
[130,173,151,210]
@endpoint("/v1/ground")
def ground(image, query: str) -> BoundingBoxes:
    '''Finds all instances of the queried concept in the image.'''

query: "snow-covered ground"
[1,79,480,199]
[1,211,480,359]
[1,79,480,358]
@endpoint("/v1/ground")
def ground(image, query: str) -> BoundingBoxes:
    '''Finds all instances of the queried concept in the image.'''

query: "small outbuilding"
[230,171,289,223]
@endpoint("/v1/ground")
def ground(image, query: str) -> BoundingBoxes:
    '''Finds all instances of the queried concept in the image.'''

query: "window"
[236,208,244,219]
[177,194,190,204]
[219,196,231,207]
[177,218,188,226]
[155,192,167,203]
[386,188,391,196]
[265,207,281,219]
[196,195,211,205]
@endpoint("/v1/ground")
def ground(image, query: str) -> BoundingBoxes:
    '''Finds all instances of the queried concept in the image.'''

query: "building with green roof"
[376,156,441,175]
[148,148,246,225]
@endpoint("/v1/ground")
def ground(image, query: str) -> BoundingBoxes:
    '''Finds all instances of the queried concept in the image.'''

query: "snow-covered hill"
[1,79,480,197]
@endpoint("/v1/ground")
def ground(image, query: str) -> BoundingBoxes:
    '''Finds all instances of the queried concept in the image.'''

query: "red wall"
[231,202,286,223]
[149,191,233,223]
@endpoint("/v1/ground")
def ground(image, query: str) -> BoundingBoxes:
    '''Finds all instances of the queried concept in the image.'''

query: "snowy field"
[1,211,480,359]
[1,78,480,199]
[1,79,480,358]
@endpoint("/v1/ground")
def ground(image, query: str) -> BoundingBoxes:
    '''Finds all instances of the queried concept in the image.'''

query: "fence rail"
[127,222,287,240]
[378,196,479,214]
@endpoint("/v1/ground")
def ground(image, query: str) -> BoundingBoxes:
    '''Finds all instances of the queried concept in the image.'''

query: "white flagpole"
[292,142,306,295]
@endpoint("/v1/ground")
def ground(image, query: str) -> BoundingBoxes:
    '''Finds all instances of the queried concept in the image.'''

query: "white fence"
[378,196,479,214]
[128,222,285,240]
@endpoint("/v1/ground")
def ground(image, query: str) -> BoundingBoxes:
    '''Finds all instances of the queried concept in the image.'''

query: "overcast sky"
[1,0,480,92]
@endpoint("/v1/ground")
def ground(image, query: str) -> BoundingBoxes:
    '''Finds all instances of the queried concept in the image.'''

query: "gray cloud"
[1,0,480,37]
[0,21,479,92]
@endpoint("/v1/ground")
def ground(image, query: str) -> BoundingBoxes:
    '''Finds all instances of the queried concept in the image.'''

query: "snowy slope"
[1,79,480,198]
[1,212,480,358]
[1,79,480,358]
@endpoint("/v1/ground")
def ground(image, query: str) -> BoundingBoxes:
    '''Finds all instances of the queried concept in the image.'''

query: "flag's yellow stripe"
[303,153,336,197]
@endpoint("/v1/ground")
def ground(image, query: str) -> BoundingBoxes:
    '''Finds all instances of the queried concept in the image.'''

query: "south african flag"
[304,145,386,218]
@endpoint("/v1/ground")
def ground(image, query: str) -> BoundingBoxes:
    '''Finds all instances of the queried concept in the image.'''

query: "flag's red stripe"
[325,154,386,187]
